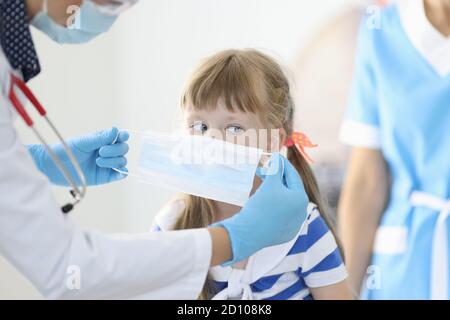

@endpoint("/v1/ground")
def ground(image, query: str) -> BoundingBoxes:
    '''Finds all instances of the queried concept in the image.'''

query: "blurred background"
[0,0,370,298]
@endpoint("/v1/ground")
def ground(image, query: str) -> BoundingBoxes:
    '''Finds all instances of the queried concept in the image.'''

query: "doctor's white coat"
[0,44,211,299]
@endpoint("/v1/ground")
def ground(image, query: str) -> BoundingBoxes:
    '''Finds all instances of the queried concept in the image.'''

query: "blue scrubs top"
[340,2,450,299]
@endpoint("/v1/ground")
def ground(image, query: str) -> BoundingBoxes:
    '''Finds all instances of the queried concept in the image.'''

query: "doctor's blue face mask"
[115,130,280,207]
[30,0,130,44]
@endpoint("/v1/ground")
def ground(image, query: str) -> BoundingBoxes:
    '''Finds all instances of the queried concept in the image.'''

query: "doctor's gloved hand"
[214,153,309,265]
[28,127,129,186]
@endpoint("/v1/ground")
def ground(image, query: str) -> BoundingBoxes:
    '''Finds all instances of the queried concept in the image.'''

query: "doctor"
[339,0,450,299]
[0,0,309,299]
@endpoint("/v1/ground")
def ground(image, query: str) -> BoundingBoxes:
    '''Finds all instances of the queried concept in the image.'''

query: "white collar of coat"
[397,0,450,77]
[209,203,316,297]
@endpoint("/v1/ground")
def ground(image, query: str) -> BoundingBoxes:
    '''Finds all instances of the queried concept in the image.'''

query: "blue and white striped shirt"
[152,201,347,300]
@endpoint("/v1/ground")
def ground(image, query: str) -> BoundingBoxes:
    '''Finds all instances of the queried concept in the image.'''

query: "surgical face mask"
[31,0,119,44]
[118,131,274,206]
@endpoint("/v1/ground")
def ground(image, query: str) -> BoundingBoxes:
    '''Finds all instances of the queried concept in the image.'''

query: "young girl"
[152,49,352,300]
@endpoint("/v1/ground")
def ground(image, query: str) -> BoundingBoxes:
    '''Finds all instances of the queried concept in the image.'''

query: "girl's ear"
[268,128,287,152]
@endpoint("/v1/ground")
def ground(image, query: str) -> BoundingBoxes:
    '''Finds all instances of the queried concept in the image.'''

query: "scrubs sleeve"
[340,20,381,149]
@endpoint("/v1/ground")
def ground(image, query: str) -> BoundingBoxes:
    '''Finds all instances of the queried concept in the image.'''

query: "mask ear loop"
[111,128,159,179]
[112,167,141,179]
[112,167,129,175]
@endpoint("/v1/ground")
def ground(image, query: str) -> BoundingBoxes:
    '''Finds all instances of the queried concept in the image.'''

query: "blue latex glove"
[214,153,309,265]
[28,127,129,186]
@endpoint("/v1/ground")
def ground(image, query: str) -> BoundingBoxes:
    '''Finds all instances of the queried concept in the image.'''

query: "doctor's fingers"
[96,156,127,168]
[281,156,304,191]
[257,153,283,186]
[74,127,119,152]
[258,154,304,191]
[99,143,129,158]
[116,130,129,143]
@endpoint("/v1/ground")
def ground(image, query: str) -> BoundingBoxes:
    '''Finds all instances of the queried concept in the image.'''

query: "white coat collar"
[397,0,450,77]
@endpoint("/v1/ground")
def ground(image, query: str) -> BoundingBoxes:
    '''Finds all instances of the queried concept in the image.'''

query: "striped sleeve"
[297,208,347,288]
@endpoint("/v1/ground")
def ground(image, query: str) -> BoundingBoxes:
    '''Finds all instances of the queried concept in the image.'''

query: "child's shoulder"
[152,198,187,231]
[301,202,322,230]
[298,202,332,244]
[305,202,321,221]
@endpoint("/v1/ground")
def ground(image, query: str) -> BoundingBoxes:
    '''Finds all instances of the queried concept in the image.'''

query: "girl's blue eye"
[191,121,208,134]
[225,125,245,135]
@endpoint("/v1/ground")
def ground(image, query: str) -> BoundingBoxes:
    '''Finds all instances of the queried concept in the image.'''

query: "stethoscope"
[8,72,87,214]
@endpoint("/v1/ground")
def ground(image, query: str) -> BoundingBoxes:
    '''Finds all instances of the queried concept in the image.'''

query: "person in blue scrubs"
[338,0,450,299]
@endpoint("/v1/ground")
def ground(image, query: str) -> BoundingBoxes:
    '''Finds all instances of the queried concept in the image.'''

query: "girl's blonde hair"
[174,49,343,299]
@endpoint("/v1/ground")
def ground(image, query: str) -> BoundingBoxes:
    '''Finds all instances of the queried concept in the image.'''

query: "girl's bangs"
[181,52,266,114]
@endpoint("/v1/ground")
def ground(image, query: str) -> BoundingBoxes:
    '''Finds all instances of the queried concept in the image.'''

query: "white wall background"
[0,0,359,299]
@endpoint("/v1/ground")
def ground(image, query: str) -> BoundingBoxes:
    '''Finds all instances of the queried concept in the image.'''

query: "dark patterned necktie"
[0,0,41,82]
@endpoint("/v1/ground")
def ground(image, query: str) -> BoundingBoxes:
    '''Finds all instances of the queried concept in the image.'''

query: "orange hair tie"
[284,132,318,163]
